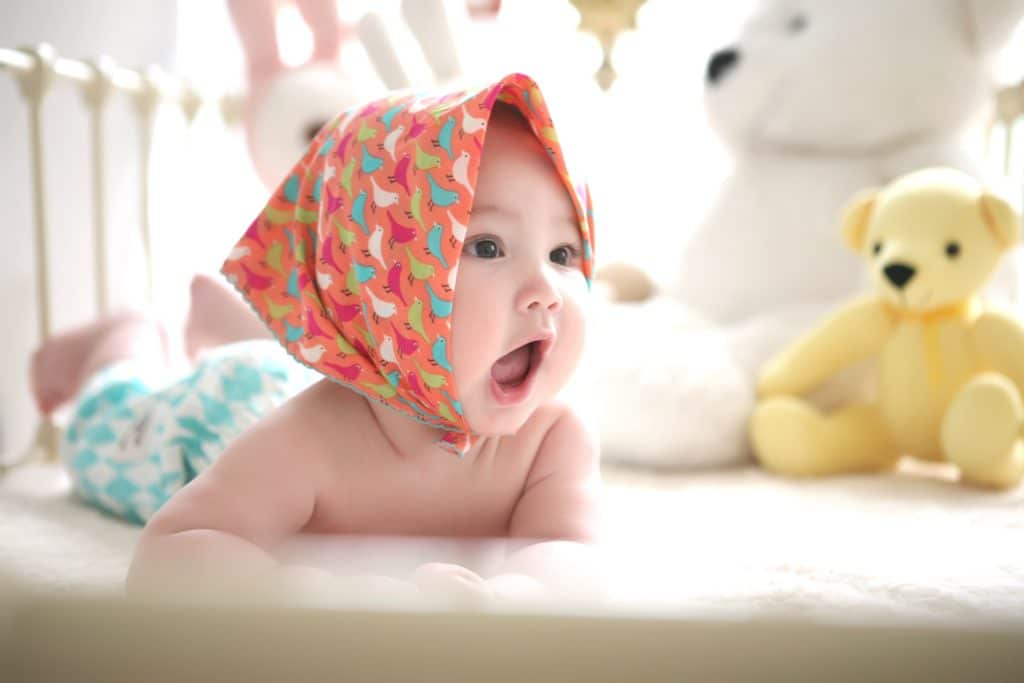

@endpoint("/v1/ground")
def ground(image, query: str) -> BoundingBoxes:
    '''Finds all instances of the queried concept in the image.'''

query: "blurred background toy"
[752,167,1024,489]
[595,0,1024,469]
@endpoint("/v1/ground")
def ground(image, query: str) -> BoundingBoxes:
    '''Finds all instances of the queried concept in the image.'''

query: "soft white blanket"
[2,461,1023,623]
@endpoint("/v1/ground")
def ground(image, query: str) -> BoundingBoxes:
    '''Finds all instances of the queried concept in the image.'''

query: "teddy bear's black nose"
[883,262,916,289]
[707,48,740,85]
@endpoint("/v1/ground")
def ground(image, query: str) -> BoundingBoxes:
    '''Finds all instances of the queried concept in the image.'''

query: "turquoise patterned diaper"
[61,340,320,525]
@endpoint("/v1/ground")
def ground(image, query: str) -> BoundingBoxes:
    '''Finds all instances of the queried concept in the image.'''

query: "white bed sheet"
[2,460,1023,624]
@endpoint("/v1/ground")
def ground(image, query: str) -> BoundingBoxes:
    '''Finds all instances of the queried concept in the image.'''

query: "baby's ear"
[840,188,878,254]
[979,193,1022,249]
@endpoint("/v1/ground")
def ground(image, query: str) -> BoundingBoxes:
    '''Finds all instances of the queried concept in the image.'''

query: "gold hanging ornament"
[569,0,646,90]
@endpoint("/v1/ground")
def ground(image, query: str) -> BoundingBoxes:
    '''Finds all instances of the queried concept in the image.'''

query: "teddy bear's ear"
[979,193,1023,248]
[840,189,878,253]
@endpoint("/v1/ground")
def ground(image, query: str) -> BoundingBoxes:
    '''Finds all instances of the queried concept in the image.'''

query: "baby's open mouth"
[491,341,540,389]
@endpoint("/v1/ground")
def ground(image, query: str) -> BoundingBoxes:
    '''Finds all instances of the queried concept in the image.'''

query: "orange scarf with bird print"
[222,72,594,454]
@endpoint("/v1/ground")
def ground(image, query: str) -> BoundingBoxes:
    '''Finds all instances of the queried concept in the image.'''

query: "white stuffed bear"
[596,0,1024,469]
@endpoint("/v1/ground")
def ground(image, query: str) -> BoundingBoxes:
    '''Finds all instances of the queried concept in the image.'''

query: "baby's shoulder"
[511,400,599,474]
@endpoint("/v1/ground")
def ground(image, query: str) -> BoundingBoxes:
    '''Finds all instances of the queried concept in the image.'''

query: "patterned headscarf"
[222,72,594,454]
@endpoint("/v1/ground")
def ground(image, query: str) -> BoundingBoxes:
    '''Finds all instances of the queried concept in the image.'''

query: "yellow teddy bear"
[751,167,1024,488]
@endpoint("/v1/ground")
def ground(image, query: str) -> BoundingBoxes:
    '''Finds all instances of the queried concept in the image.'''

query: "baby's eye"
[466,238,503,259]
[549,245,578,267]
[945,241,961,259]
[872,241,883,257]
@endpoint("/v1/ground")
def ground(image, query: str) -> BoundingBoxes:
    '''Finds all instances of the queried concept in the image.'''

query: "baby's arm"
[126,394,328,599]
[493,407,603,600]
[758,297,894,397]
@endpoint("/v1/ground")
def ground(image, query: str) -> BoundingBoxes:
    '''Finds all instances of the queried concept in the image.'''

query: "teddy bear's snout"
[707,48,740,85]
[883,262,917,289]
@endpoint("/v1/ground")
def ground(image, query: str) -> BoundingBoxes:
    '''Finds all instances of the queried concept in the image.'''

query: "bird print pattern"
[222,73,595,455]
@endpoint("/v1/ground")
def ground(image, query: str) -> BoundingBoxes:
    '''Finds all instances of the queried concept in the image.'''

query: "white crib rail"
[988,78,1024,178]
[0,44,233,469]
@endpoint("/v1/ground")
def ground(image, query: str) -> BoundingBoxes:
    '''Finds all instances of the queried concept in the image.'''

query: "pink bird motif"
[325,186,344,216]
[406,370,428,400]
[387,211,416,246]
[243,217,264,247]
[241,263,273,291]
[405,117,427,142]
[327,294,361,323]
[386,262,407,306]
[319,233,342,272]
[390,322,420,355]
[304,307,328,339]
[324,360,361,382]
[481,84,501,112]
[389,154,411,195]
[358,101,382,118]
[334,131,353,162]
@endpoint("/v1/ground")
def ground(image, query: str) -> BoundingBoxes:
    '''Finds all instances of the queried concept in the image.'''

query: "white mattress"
[2,459,1023,624]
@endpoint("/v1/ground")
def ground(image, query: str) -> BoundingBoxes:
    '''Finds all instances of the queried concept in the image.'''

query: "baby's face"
[450,110,588,436]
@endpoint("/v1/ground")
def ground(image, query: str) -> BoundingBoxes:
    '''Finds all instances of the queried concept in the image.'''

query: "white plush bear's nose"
[883,262,916,289]
[707,48,740,85]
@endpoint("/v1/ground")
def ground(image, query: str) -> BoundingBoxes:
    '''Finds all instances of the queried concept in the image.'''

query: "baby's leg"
[30,311,168,416]
[184,274,271,361]
[942,373,1024,489]
[751,398,900,476]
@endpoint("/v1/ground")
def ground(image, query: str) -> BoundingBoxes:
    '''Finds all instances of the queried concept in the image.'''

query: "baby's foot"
[184,274,270,362]
[30,311,167,415]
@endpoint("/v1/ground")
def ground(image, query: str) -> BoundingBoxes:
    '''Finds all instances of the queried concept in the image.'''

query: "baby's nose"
[883,262,916,289]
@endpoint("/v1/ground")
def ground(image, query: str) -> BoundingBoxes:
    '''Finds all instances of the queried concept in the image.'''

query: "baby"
[31,73,599,603]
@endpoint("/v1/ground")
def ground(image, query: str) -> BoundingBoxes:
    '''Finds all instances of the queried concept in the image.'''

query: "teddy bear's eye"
[787,13,808,34]
[872,241,883,257]
[945,241,961,259]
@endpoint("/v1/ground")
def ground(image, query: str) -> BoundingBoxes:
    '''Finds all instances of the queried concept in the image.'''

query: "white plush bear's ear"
[841,189,879,254]
[979,193,1022,248]
[962,0,1024,55]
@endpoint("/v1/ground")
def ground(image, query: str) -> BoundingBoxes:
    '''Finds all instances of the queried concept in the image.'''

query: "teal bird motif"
[426,173,459,208]
[312,174,322,203]
[361,143,384,174]
[426,223,449,269]
[351,190,369,234]
[287,268,300,299]
[318,136,335,156]
[353,260,377,284]
[441,389,463,416]
[434,116,456,160]
[284,320,304,343]
[284,174,301,203]
[425,282,453,319]
[380,102,405,131]
[385,369,401,388]
[431,336,453,373]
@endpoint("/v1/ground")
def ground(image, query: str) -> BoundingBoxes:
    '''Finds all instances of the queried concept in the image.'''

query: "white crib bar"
[0,44,222,467]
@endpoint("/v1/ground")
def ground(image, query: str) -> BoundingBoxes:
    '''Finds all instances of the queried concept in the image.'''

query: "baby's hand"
[413,562,492,607]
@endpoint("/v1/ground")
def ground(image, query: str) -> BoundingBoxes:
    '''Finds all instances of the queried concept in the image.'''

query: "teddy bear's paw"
[752,400,900,477]
[942,373,1024,489]
[750,397,830,476]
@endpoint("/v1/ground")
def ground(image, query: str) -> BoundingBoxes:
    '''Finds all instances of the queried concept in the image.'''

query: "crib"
[4,11,1024,681]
